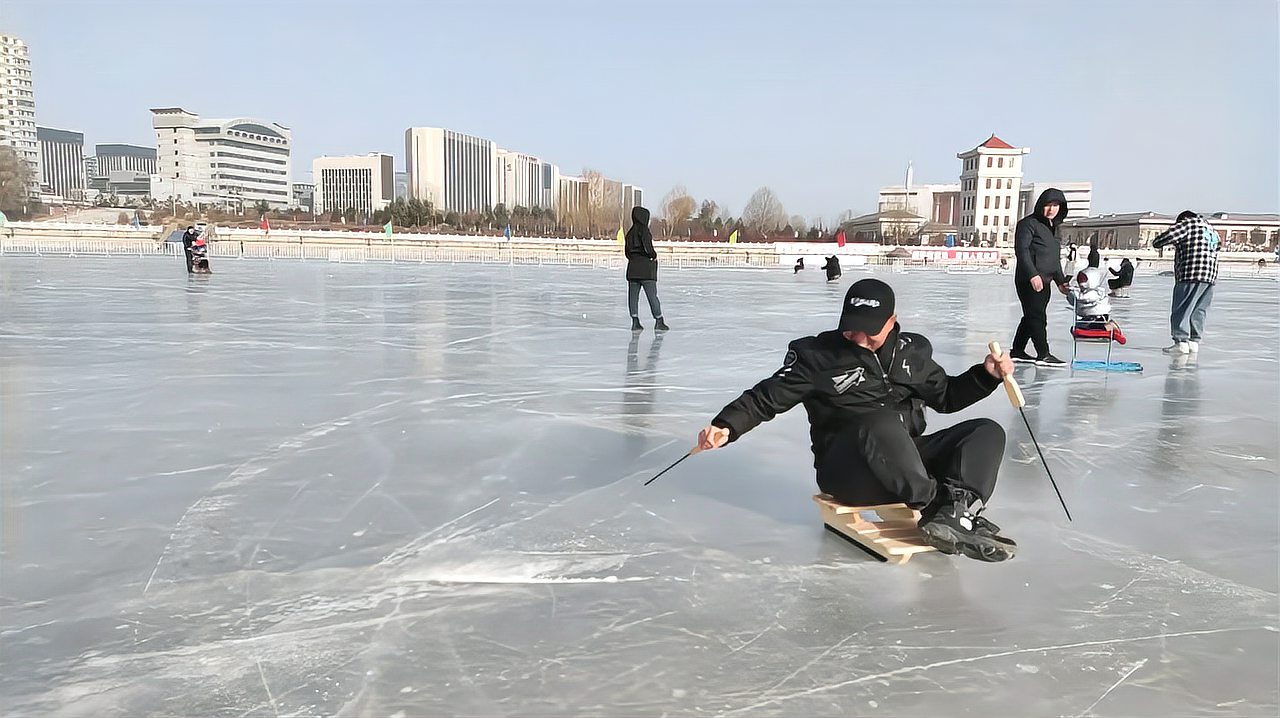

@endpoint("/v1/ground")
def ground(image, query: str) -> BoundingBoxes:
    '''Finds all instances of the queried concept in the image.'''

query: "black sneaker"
[918,486,1016,562]
[654,318,670,332]
[1009,349,1036,364]
[631,317,643,331]
[1035,353,1067,367]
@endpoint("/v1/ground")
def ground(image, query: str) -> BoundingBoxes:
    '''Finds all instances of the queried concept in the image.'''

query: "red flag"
[835,228,846,247]
[259,216,270,234]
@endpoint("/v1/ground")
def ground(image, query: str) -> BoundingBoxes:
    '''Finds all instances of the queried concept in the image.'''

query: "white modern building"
[878,182,962,226]
[957,134,1029,246]
[0,33,38,186]
[36,126,86,201]
[312,153,394,217]
[150,107,292,208]
[1020,182,1093,221]
[404,127,496,214]
[496,148,558,211]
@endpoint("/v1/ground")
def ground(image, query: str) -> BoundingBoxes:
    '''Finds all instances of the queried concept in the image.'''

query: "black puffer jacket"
[1014,188,1069,285]
[624,206,657,281]
[711,326,1000,465]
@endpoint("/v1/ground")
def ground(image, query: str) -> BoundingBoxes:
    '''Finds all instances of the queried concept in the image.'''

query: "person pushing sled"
[695,279,1019,562]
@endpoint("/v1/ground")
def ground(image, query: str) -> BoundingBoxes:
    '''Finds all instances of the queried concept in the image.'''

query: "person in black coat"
[181,225,198,274]
[822,255,841,282]
[1010,188,1070,366]
[624,206,667,331]
[1108,257,1134,294]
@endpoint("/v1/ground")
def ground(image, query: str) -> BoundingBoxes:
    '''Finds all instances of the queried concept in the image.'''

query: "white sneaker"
[1162,342,1189,354]
[1186,341,1199,353]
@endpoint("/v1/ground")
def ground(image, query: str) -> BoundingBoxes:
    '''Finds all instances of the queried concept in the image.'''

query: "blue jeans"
[628,280,662,319]
[1170,281,1214,342]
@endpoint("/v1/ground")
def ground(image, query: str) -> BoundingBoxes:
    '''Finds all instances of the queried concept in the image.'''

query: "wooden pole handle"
[987,341,1026,408]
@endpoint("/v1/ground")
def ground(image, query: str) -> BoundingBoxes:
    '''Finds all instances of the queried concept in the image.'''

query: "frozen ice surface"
[1,256,1276,716]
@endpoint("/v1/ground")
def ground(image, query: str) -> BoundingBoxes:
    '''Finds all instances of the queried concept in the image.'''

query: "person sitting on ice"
[794,257,805,274]
[1067,266,1125,344]
[695,279,1019,562]
[822,255,841,282]
[1108,257,1134,296]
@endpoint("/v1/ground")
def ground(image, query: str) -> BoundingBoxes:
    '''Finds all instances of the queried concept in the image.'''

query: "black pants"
[1108,277,1129,291]
[816,411,1005,508]
[1012,277,1051,357]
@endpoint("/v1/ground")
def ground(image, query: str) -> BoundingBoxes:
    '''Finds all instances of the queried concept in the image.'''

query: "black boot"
[631,317,643,331]
[654,317,669,332]
[919,485,1016,562]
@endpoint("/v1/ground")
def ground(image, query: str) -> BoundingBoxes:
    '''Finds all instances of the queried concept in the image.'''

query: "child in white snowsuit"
[1066,266,1125,344]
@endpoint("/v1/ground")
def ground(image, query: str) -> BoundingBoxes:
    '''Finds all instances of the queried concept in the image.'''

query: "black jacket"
[624,207,657,281]
[1013,188,1069,285]
[712,326,1000,464]
[822,255,841,279]
[1109,259,1134,285]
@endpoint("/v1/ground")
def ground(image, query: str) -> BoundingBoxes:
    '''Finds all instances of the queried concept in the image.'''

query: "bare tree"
[0,146,34,215]
[582,168,622,237]
[837,209,857,224]
[660,185,697,236]
[741,186,788,233]
[789,214,808,234]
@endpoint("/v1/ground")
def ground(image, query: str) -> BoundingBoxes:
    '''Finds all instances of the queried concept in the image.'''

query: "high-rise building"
[957,135,1030,246]
[96,144,157,176]
[0,33,38,186]
[404,127,496,214]
[496,149,558,211]
[36,126,85,200]
[312,153,394,217]
[150,107,292,208]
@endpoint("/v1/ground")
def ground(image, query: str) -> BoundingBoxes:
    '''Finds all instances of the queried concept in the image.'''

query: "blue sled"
[1071,359,1143,372]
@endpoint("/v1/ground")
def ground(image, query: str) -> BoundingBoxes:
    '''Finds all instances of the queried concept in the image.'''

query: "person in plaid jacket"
[1151,211,1219,354]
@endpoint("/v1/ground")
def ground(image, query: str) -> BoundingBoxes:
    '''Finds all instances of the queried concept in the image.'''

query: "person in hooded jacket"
[181,225,199,274]
[624,206,668,331]
[1010,188,1070,366]
[695,279,1019,562]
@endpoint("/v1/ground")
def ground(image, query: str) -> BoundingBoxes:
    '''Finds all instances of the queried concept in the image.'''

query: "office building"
[292,182,314,212]
[0,33,37,186]
[496,149,558,211]
[404,127,496,214]
[37,126,85,200]
[312,153,394,216]
[150,107,292,208]
[96,143,156,176]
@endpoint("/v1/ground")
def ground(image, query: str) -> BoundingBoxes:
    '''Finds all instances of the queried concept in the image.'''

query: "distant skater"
[794,257,805,274]
[823,255,842,282]
[624,206,668,332]
[1108,257,1134,296]
[181,225,199,274]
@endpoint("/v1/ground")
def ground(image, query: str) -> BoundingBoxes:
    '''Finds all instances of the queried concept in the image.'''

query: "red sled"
[1070,326,1126,345]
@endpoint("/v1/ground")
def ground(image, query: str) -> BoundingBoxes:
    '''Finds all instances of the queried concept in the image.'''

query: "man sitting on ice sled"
[696,278,1018,562]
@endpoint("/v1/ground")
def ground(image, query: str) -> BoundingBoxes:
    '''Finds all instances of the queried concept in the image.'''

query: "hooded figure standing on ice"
[624,206,668,332]
[1010,188,1070,366]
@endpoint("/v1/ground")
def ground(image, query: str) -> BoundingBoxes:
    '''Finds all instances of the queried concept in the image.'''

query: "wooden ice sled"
[813,493,937,564]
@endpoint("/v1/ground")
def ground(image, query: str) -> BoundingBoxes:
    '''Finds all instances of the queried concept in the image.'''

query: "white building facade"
[312,153,394,217]
[957,135,1029,246]
[496,149,558,211]
[150,107,292,208]
[1020,182,1093,221]
[36,126,85,200]
[405,127,497,214]
[0,33,38,186]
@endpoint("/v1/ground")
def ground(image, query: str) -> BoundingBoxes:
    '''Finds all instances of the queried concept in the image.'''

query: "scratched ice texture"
[0,256,1276,717]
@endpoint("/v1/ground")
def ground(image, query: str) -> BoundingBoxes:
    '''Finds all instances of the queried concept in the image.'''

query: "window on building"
[984,196,990,209]
[1002,232,1009,243]
[1004,215,1010,226]
[983,215,989,226]
[998,157,1004,168]
[1005,196,1012,209]
[987,157,993,168]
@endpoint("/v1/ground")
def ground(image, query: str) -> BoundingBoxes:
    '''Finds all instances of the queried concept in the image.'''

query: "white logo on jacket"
[831,367,866,394]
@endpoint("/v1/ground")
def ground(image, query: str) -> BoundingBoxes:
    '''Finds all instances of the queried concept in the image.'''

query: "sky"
[4,0,1277,221]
